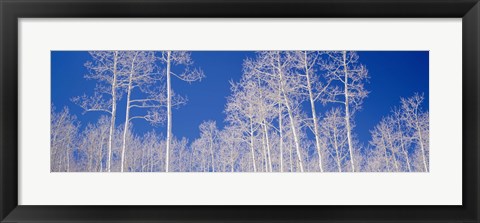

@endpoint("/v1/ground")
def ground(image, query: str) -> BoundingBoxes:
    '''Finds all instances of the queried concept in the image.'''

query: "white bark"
[332,125,342,172]
[165,51,172,172]
[385,130,399,172]
[303,52,324,172]
[342,51,356,172]
[107,51,119,172]
[66,135,70,172]
[261,128,267,171]
[249,117,257,172]
[99,135,105,172]
[162,51,203,172]
[278,102,284,172]
[120,52,138,172]
[382,137,390,172]
[289,142,293,172]
[396,117,412,172]
[415,115,428,172]
[263,120,273,172]
[401,94,428,172]
[230,143,235,172]
[209,137,215,172]
[276,56,304,172]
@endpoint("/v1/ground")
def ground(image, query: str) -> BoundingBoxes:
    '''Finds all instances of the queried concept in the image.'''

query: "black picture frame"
[1,0,479,222]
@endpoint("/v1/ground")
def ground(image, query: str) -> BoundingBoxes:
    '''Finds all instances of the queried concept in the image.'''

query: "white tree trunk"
[121,53,137,172]
[396,119,412,172]
[148,143,153,172]
[52,111,66,172]
[278,102,284,172]
[66,135,70,172]
[141,145,145,172]
[415,115,428,172]
[386,131,399,171]
[392,152,399,171]
[249,117,257,172]
[275,56,304,172]
[333,126,342,172]
[263,121,273,172]
[282,90,303,172]
[401,143,411,172]
[382,137,391,172]
[98,135,105,172]
[289,144,293,172]
[304,52,324,172]
[343,51,356,172]
[230,142,235,172]
[283,94,303,171]
[209,138,215,172]
[261,129,267,172]
[88,145,94,172]
[107,51,119,172]
[165,51,172,172]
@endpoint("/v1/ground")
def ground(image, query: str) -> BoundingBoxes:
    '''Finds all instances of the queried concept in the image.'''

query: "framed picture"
[1,0,479,222]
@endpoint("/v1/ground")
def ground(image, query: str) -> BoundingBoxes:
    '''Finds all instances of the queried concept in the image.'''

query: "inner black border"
[1,0,479,222]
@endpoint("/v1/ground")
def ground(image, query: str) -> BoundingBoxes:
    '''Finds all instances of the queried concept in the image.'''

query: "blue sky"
[51,51,428,145]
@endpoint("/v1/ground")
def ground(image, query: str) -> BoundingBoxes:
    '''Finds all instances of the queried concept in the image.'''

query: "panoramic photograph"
[51,51,429,172]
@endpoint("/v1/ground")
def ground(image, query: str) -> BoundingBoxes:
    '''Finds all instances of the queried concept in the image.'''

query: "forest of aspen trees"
[51,51,429,172]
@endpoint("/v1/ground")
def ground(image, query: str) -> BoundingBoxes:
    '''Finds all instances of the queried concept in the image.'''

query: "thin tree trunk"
[386,131,399,171]
[150,144,154,172]
[165,51,172,172]
[382,136,391,172]
[107,51,119,172]
[141,146,146,172]
[278,101,284,172]
[189,148,194,172]
[203,155,207,172]
[396,118,412,172]
[230,141,235,172]
[249,117,257,172]
[263,120,273,172]
[52,134,59,171]
[131,148,136,172]
[148,144,152,172]
[304,52,324,172]
[333,126,342,172]
[261,129,267,172]
[66,136,70,172]
[401,144,411,172]
[179,147,183,172]
[88,145,94,172]
[99,146,103,172]
[52,111,66,172]
[415,116,428,172]
[276,56,304,172]
[289,144,293,172]
[209,138,215,172]
[121,52,137,172]
[51,128,58,171]
[343,51,356,172]
[392,153,399,171]
[98,135,104,172]
[283,91,303,172]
